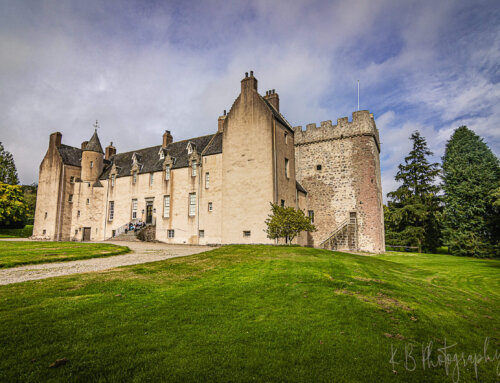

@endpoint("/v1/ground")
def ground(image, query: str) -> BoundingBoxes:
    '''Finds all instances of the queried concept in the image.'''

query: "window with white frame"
[165,165,170,181]
[150,173,154,185]
[208,202,213,212]
[163,195,170,218]
[167,229,175,238]
[109,201,114,221]
[189,192,196,216]
[133,171,137,184]
[132,199,138,219]
[308,210,314,224]
[191,160,197,177]
[111,174,115,187]
[205,172,209,188]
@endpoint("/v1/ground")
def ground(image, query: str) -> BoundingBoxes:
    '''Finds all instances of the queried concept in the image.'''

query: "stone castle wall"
[294,110,384,252]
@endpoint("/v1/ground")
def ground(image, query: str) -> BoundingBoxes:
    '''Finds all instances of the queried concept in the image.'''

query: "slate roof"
[100,133,221,179]
[85,130,104,153]
[296,181,307,194]
[58,144,82,167]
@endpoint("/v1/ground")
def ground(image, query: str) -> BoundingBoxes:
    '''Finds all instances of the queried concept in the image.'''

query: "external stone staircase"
[109,230,140,242]
[320,217,357,251]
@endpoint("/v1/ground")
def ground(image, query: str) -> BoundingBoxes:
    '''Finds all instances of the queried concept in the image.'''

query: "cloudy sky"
[1,0,499,198]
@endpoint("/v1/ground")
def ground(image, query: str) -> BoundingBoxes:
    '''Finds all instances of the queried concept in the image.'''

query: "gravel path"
[0,240,214,285]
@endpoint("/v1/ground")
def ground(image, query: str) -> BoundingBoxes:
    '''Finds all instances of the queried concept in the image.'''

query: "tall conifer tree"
[0,142,19,185]
[386,131,442,252]
[442,126,499,257]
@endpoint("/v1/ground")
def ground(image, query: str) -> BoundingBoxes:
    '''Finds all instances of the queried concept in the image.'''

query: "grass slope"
[0,245,498,382]
[0,224,33,238]
[0,241,130,268]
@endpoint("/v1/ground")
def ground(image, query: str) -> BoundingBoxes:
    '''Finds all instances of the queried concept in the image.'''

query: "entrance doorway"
[146,202,153,224]
[83,227,91,241]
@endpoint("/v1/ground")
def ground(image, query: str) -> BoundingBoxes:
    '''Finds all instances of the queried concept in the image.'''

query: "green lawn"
[0,241,130,268]
[0,224,33,238]
[0,246,498,382]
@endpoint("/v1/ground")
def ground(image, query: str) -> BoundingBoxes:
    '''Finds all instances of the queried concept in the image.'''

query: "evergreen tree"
[442,126,500,258]
[386,131,442,252]
[0,142,19,185]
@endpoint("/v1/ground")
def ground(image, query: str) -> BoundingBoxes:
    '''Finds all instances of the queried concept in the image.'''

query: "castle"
[33,72,385,252]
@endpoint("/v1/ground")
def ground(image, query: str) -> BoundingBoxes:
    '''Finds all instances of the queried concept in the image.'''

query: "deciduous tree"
[265,203,316,244]
[0,142,19,185]
[0,183,29,228]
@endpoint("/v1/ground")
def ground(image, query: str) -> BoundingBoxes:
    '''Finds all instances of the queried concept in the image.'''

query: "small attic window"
[159,149,164,159]
[187,143,193,154]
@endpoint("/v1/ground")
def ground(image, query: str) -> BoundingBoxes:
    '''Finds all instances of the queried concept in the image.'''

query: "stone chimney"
[264,89,279,112]
[105,142,116,160]
[218,110,227,133]
[81,141,89,150]
[162,130,173,148]
[49,132,62,149]
[241,70,257,96]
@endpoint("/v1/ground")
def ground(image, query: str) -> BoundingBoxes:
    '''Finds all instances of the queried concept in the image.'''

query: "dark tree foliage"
[442,126,500,258]
[21,184,38,224]
[0,142,19,185]
[385,131,442,252]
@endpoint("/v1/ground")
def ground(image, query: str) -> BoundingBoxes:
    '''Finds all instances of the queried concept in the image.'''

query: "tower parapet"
[293,110,380,152]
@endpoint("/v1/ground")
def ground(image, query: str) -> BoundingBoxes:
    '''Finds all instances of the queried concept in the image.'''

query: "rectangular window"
[199,230,204,238]
[68,194,73,202]
[150,173,154,185]
[208,202,213,212]
[191,160,197,177]
[165,165,170,181]
[133,171,137,184]
[285,158,289,178]
[90,161,93,169]
[281,199,285,207]
[86,198,90,205]
[109,201,114,221]
[111,174,115,187]
[132,199,137,219]
[70,176,75,183]
[77,210,80,218]
[308,210,314,224]
[243,231,251,237]
[43,229,46,235]
[285,133,288,144]
[164,195,170,218]
[168,229,175,238]
[189,193,196,216]
[205,172,209,188]
[44,212,47,219]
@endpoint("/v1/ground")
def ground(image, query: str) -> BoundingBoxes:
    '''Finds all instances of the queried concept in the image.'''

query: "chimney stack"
[163,130,173,148]
[264,88,279,112]
[49,132,62,149]
[218,110,227,133]
[105,142,116,160]
[241,70,257,95]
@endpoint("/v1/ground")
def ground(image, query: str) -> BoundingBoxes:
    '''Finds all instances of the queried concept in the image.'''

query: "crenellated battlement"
[293,110,379,150]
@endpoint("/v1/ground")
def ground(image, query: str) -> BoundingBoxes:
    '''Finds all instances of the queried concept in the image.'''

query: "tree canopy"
[265,203,316,244]
[442,126,500,258]
[385,131,442,252]
[0,142,19,185]
[0,183,29,228]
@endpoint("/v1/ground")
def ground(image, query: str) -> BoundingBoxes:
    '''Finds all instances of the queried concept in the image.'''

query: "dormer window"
[191,160,197,177]
[187,143,193,154]
[165,165,170,181]
[159,148,165,159]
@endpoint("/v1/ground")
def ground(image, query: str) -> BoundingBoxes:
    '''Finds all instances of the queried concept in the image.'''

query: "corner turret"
[81,122,104,182]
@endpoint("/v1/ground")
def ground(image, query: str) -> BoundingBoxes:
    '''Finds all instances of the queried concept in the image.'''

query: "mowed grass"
[0,241,130,268]
[0,246,498,382]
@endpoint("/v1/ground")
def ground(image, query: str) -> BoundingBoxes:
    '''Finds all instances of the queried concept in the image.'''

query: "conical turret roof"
[85,129,104,154]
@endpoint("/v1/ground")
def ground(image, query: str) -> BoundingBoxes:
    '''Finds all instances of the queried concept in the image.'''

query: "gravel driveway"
[0,240,214,285]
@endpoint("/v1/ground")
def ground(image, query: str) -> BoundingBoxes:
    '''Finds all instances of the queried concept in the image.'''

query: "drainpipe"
[57,164,65,241]
[104,177,110,240]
